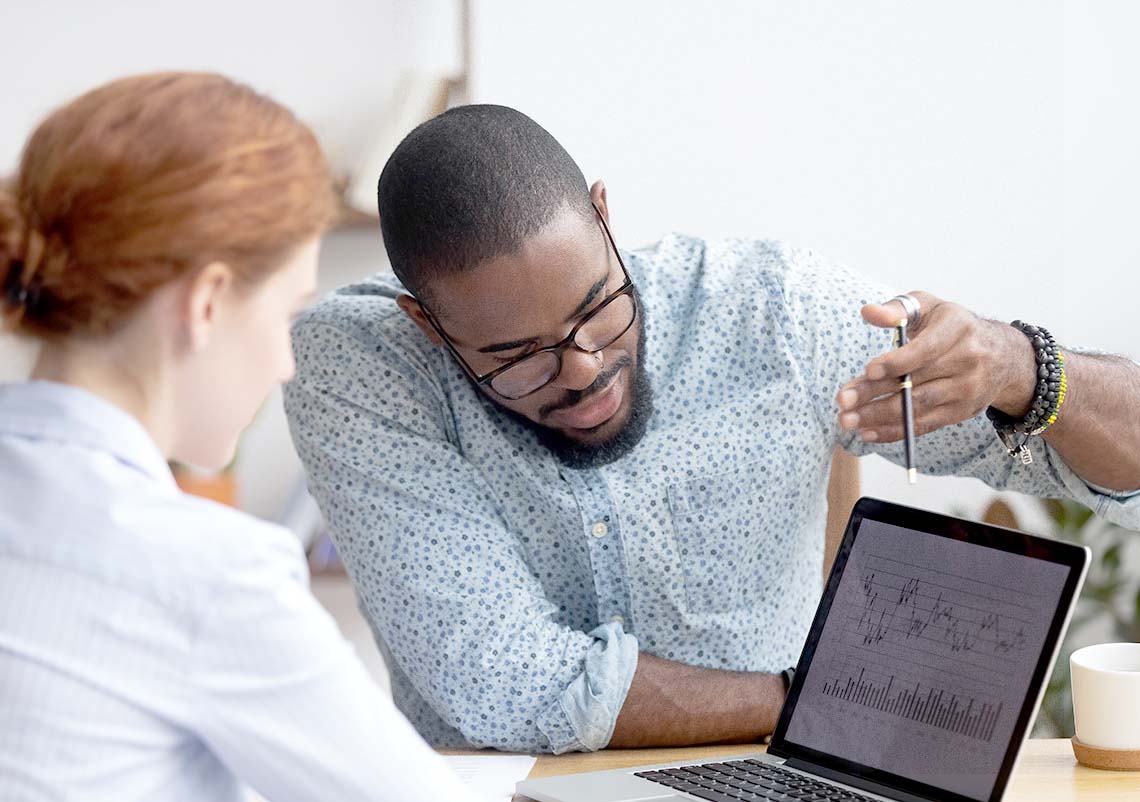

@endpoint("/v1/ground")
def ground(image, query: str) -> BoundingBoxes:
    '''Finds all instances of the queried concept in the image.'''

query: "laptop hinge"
[782,757,934,802]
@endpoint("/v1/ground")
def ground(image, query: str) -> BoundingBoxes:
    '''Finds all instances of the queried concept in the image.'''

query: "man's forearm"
[994,335,1140,491]
[609,651,786,748]
[1044,352,1140,491]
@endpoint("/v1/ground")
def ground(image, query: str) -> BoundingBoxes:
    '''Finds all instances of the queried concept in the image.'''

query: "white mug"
[1071,642,1140,750]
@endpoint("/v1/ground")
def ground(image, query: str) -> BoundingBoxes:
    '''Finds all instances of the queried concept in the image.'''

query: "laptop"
[517,497,1089,802]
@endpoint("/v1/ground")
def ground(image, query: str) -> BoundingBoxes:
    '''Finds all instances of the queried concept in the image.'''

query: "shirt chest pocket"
[666,463,794,615]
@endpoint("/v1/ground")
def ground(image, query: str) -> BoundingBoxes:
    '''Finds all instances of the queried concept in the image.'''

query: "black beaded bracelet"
[985,321,1068,464]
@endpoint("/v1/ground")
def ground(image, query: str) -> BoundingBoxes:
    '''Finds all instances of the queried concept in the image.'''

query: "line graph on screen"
[818,550,1040,742]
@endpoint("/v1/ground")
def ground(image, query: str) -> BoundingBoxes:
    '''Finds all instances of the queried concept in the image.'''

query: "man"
[284,105,1140,754]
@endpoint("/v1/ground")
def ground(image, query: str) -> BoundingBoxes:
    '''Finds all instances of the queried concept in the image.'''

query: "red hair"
[1,72,337,339]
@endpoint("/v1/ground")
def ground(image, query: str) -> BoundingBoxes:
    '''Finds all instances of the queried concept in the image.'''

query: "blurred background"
[2,0,1137,730]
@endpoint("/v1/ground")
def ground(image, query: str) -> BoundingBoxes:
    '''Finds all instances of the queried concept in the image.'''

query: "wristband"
[985,321,1067,464]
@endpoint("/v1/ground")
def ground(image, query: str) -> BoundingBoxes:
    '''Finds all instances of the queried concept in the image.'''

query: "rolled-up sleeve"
[535,621,638,752]
[776,244,1140,531]
[284,317,638,753]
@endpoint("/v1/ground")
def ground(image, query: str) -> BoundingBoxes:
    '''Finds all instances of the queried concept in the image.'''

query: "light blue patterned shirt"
[284,235,1140,754]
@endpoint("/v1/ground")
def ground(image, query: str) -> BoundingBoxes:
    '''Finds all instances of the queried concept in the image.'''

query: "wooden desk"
[513,739,1139,801]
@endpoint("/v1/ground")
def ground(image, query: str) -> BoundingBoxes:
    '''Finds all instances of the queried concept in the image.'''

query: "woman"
[0,73,476,802]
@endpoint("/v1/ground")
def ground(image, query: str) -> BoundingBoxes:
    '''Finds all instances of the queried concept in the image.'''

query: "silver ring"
[891,293,921,328]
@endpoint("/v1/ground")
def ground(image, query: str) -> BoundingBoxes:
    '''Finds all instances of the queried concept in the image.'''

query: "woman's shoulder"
[151,491,308,586]
[59,487,313,619]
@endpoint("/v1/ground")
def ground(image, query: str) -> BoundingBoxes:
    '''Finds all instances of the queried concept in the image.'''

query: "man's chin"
[553,395,633,444]
[530,365,653,470]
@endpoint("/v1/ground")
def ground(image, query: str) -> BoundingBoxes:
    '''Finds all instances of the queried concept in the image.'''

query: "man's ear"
[590,179,609,224]
[184,261,234,352]
[395,293,444,347]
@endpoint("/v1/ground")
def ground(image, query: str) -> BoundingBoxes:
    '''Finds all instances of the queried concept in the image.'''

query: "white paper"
[443,754,537,802]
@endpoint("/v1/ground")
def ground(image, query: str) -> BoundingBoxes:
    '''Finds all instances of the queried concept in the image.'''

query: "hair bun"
[0,186,29,323]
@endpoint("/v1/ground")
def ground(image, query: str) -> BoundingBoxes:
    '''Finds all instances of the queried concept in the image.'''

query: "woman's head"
[1,72,337,469]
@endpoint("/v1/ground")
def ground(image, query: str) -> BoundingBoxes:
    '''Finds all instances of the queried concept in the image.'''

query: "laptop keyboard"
[634,759,878,802]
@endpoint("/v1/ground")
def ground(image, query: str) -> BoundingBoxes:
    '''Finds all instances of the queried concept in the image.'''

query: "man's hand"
[835,291,1037,443]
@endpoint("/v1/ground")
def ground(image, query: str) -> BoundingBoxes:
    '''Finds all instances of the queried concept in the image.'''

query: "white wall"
[469,0,1140,525]
[0,0,464,176]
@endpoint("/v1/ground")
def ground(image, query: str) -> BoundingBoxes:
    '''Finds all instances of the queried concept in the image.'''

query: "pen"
[894,318,917,484]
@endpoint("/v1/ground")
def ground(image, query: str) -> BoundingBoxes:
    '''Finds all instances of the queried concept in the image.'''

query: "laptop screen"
[771,500,1086,802]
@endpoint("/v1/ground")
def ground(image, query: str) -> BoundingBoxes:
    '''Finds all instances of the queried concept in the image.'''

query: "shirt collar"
[0,380,177,488]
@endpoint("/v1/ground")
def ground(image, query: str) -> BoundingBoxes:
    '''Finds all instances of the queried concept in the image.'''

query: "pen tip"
[907,468,917,485]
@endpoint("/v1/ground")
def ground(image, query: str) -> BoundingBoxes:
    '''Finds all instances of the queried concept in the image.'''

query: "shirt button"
[591,522,608,538]
[610,614,625,626]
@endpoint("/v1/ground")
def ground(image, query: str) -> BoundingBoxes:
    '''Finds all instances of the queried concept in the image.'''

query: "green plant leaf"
[1072,504,1095,531]
[1090,581,1125,604]
[1043,498,1067,526]
[1102,543,1123,574]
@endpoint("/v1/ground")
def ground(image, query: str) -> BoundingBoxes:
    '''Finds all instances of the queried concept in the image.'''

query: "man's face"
[406,204,651,466]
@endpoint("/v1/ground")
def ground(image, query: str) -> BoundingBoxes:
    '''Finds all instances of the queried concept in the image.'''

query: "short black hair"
[376,104,593,302]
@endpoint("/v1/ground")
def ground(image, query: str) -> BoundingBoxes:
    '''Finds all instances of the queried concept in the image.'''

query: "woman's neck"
[31,335,174,457]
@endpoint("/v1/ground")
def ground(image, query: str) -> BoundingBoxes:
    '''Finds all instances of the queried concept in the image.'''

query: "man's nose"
[550,346,603,392]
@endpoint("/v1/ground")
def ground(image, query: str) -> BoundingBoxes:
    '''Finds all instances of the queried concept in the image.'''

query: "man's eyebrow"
[475,273,610,354]
[565,275,609,322]
[478,337,537,354]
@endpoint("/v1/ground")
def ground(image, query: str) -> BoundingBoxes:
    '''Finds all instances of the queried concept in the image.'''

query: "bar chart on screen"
[818,548,1041,742]
[821,663,1003,742]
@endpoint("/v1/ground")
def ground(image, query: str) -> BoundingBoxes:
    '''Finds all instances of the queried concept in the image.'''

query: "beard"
[495,311,654,470]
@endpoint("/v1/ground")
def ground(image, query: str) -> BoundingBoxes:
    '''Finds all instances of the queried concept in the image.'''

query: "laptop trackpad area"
[517,769,687,801]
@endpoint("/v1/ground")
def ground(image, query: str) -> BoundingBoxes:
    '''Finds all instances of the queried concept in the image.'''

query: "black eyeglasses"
[416,205,637,400]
